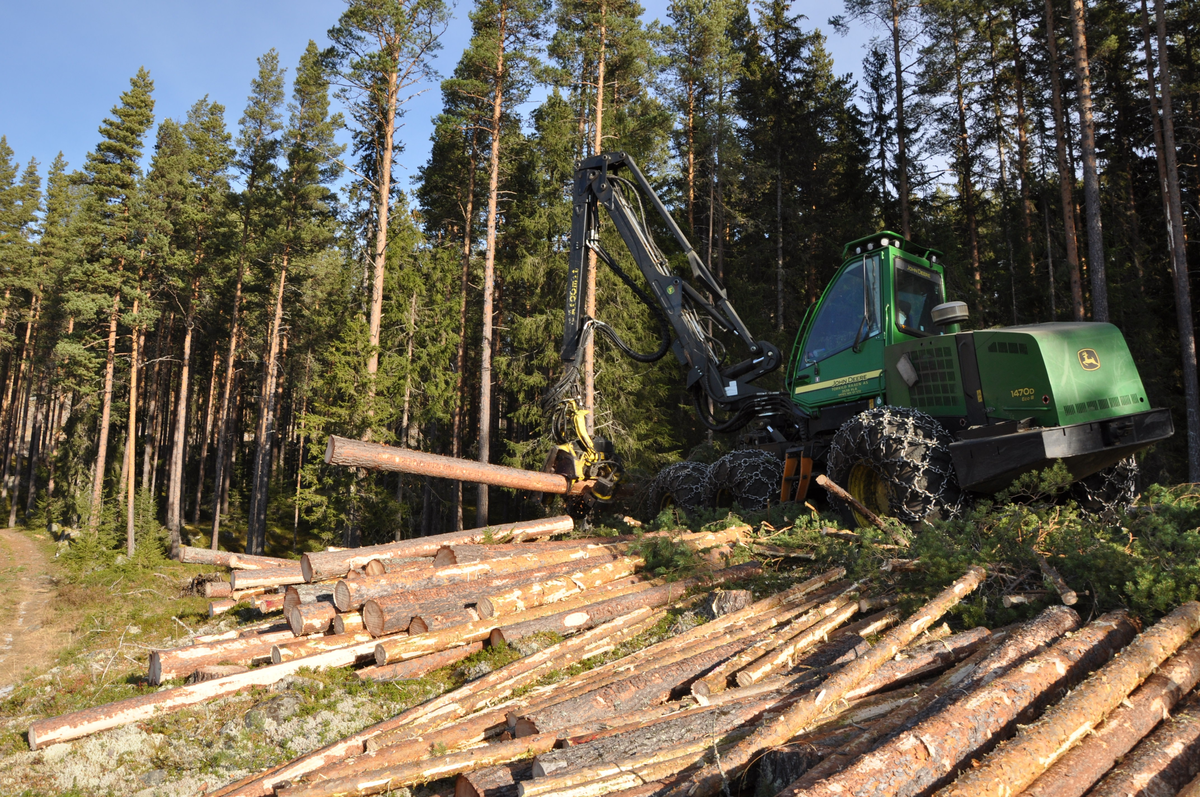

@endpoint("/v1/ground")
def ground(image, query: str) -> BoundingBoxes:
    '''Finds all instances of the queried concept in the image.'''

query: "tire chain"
[1070,456,1139,519]
[827,405,964,524]
[704,449,785,512]
[645,461,712,516]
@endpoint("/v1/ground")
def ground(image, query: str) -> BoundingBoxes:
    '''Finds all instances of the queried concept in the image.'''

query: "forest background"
[0,0,1197,558]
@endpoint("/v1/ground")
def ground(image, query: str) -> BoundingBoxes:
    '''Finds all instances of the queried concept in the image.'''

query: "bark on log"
[411,607,482,635]
[1085,689,1200,797]
[150,628,312,684]
[336,554,617,613]
[284,584,337,615]
[231,565,306,591]
[1180,770,1200,797]
[1035,551,1078,606]
[816,474,890,535]
[357,642,485,682]
[939,601,1200,797]
[27,634,389,749]
[185,664,251,683]
[205,580,233,598]
[1021,633,1200,797]
[272,632,376,664]
[668,566,987,797]
[784,606,1082,792]
[325,434,570,494]
[178,545,291,569]
[734,597,861,687]
[287,602,337,636]
[479,558,643,618]
[456,761,534,797]
[437,540,629,567]
[363,556,429,577]
[254,595,285,614]
[842,626,992,701]
[777,610,1137,797]
[485,562,762,649]
[335,613,365,635]
[301,516,574,582]
[363,594,466,637]
[276,732,560,797]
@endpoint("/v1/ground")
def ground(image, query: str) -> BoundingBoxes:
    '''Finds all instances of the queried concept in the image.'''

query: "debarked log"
[1085,688,1200,797]
[777,609,1138,797]
[939,601,1200,797]
[356,642,485,682]
[1021,631,1200,797]
[178,546,292,569]
[667,566,988,797]
[301,515,574,582]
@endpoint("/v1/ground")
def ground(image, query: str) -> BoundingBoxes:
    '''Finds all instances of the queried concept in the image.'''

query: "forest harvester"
[541,151,1174,526]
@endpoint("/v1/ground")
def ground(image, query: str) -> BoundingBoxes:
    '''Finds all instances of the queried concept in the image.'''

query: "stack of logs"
[25,518,1200,797]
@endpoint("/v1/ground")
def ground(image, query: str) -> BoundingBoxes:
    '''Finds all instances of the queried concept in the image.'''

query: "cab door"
[790,253,887,412]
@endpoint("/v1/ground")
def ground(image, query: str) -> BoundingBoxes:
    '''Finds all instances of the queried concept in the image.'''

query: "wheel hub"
[847,463,889,528]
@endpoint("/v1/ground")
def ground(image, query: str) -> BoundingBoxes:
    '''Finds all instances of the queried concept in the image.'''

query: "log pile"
[28,518,1200,797]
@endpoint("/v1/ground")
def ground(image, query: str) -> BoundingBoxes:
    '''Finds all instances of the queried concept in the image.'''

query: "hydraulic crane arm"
[559,151,787,429]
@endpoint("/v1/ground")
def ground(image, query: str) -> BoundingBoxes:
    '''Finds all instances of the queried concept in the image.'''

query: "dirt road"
[0,528,67,696]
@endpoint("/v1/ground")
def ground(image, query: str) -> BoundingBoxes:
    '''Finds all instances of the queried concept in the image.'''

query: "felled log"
[178,546,292,569]
[1035,551,1078,606]
[1086,689,1200,797]
[841,626,992,701]
[204,580,233,598]
[185,664,251,683]
[335,554,617,612]
[939,601,1200,797]
[301,516,574,582]
[410,607,482,634]
[149,628,307,684]
[272,632,376,664]
[733,596,861,687]
[436,540,629,567]
[1180,770,1200,797]
[287,602,337,636]
[1021,632,1200,797]
[209,590,268,616]
[478,557,644,618]
[284,583,337,615]
[1002,591,1050,608]
[230,565,306,591]
[776,610,1137,797]
[334,612,364,635]
[356,642,485,682]
[484,562,762,650]
[667,566,987,797]
[771,606,1081,793]
[816,474,888,533]
[254,594,285,614]
[363,594,464,636]
[28,634,388,749]
[276,731,560,797]
[456,761,534,797]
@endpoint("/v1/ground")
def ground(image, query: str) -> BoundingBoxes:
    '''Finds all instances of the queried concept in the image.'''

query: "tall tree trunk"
[583,0,607,433]
[986,10,1019,323]
[686,81,696,234]
[477,2,509,527]
[366,64,400,405]
[1154,0,1200,480]
[3,303,37,506]
[1045,0,1085,321]
[293,350,311,551]
[891,0,911,240]
[950,23,981,291]
[1010,12,1038,283]
[143,315,168,489]
[88,293,121,534]
[1068,0,1108,321]
[247,258,289,555]
[124,296,141,556]
[399,291,417,541]
[211,229,251,549]
[191,349,219,525]
[451,131,478,533]
[166,278,200,552]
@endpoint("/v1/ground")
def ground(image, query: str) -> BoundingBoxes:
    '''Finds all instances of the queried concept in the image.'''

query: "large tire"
[705,449,784,512]
[826,406,962,527]
[1070,456,1139,518]
[645,461,711,518]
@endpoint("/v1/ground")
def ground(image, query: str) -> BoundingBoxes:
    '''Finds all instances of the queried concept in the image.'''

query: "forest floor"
[0,528,70,698]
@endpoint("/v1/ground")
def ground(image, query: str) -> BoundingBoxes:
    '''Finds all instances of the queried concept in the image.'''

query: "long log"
[230,565,306,591]
[667,566,988,797]
[939,601,1200,797]
[326,434,572,494]
[842,626,992,701]
[149,630,297,685]
[436,540,632,567]
[733,596,861,687]
[301,515,574,582]
[1085,689,1200,797]
[178,545,292,569]
[335,552,615,612]
[410,607,482,635]
[777,610,1137,797]
[357,642,485,682]
[479,557,644,618]
[287,602,337,636]
[784,605,1082,793]
[1021,632,1200,797]
[27,634,389,749]
[272,632,376,664]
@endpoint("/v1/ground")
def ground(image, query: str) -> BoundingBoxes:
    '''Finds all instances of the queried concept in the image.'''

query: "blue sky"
[0,0,871,191]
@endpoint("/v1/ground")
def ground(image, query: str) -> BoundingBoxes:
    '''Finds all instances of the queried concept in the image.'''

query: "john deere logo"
[1078,349,1101,371]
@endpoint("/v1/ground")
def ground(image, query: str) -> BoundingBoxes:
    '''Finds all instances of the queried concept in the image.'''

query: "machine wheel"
[1070,456,1139,518]
[645,461,711,518]
[705,449,785,512]
[826,406,962,527]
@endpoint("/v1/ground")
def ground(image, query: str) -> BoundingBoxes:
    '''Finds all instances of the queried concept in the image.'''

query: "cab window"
[894,259,944,336]
[803,254,882,365]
